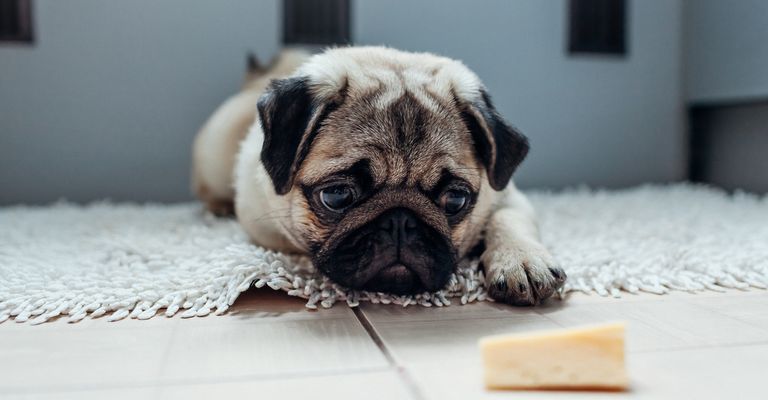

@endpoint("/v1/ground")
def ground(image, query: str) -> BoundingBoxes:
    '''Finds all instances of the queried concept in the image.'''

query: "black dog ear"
[461,90,530,191]
[258,76,329,195]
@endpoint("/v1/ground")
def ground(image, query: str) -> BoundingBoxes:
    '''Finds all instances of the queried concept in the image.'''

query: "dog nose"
[379,208,419,245]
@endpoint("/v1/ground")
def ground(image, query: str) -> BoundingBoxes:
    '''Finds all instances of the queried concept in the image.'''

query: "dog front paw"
[483,247,566,306]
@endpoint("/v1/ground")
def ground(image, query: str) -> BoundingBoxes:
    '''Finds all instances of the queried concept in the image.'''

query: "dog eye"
[319,185,355,211]
[440,189,469,216]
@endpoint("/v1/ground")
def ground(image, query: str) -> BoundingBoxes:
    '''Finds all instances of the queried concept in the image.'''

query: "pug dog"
[193,46,565,305]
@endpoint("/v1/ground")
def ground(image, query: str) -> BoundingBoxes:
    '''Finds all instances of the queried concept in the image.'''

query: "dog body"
[194,47,565,304]
[193,50,310,216]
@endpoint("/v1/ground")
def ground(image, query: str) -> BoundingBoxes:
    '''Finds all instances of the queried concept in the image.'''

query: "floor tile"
[357,288,767,325]
[536,297,768,352]
[2,287,765,399]
[627,343,768,400]
[365,311,560,366]
[363,310,580,399]
[408,364,627,400]
[158,316,388,381]
[406,342,768,400]
[155,370,413,400]
[683,292,768,330]
[3,371,414,400]
[0,325,174,392]
[365,291,768,400]
[2,387,157,400]
[0,290,387,393]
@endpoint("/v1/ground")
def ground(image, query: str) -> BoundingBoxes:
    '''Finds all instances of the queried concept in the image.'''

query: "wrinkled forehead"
[300,91,482,190]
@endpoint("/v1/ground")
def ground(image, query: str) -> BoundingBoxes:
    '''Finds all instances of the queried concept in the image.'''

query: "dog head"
[255,47,528,294]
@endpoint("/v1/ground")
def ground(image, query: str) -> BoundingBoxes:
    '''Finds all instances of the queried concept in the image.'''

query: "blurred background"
[0,0,766,205]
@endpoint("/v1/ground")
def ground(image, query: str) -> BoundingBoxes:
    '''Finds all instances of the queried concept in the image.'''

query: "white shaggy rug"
[1,184,766,324]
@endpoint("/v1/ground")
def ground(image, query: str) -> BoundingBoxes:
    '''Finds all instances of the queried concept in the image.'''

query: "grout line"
[0,366,392,395]
[352,307,427,400]
[630,339,768,355]
[679,296,768,334]
[534,298,768,355]
[351,308,398,365]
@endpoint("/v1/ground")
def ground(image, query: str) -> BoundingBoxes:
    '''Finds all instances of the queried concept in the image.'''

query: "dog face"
[256,47,528,294]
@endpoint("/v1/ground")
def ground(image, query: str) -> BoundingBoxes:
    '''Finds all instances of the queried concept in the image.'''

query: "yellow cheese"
[479,322,628,391]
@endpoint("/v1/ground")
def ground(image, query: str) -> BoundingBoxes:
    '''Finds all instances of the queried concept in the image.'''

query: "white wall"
[354,0,686,189]
[0,0,280,204]
[684,0,768,103]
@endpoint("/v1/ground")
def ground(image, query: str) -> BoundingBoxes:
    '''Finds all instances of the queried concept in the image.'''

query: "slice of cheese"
[479,321,628,391]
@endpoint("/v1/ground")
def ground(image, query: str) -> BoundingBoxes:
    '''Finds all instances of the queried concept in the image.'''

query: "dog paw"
[483,247,566,306]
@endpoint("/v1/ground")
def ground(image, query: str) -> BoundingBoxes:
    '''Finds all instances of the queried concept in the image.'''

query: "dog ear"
[461,90,529,191]
[258,76,330,195]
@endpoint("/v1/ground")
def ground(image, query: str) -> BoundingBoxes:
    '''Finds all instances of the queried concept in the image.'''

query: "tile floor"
[1,288,767,399]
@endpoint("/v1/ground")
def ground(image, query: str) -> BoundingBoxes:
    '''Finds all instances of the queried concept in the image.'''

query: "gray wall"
[0,0,280,204]
[1,0,686,204]
[355,0,686,189]
[684,0,768,103]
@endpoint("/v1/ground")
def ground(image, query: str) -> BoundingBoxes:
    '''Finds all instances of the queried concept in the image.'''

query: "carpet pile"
[1,184,765,324]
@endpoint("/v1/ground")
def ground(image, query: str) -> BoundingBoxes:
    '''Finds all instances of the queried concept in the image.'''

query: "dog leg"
[204,198,235,217]
[482,188,565,305]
